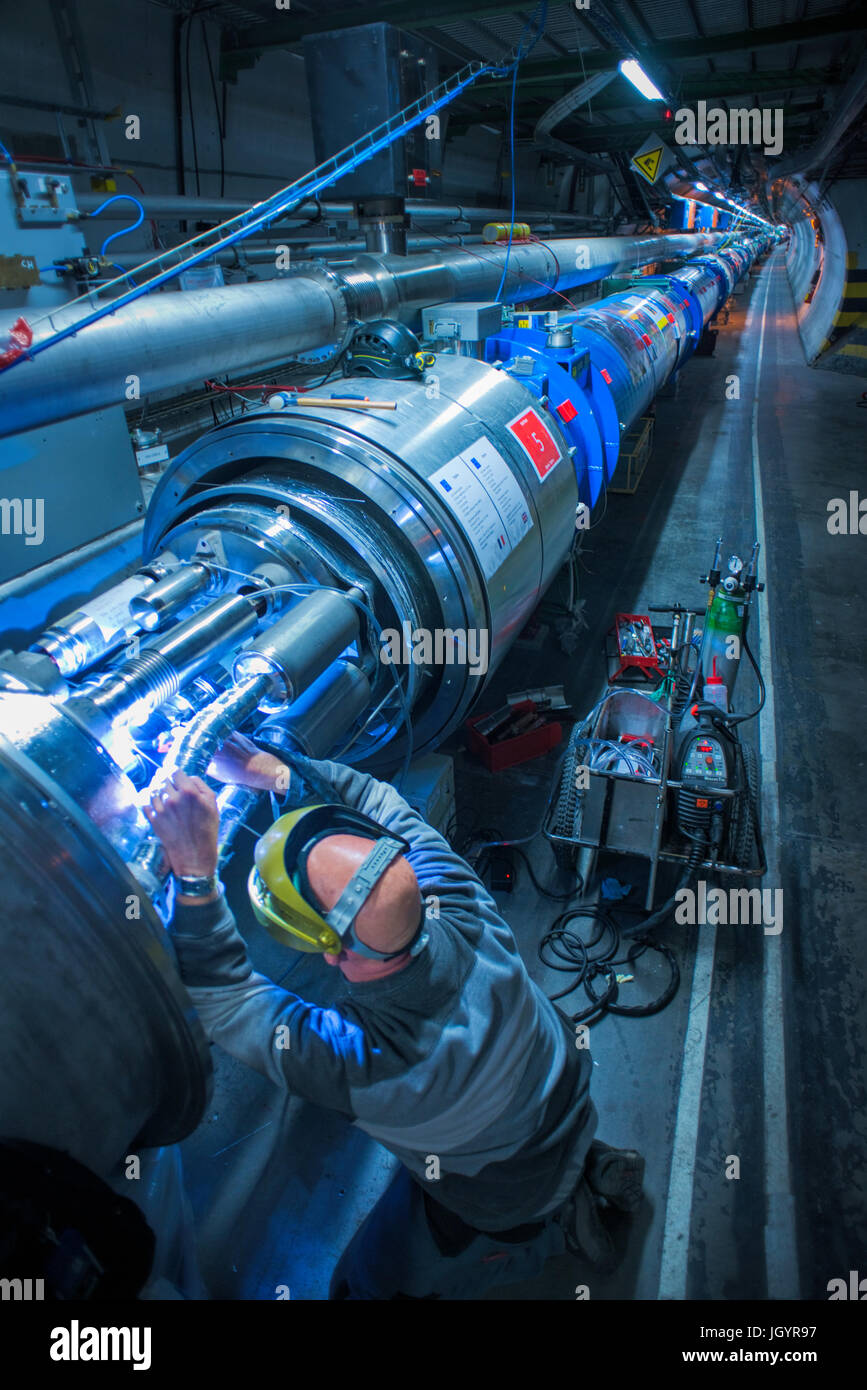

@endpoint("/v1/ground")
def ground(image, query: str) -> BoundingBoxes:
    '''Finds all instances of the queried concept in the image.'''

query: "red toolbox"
[465,700,562,773]
[607,612,666,683]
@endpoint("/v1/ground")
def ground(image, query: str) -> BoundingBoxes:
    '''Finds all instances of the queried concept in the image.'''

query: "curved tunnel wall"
[774,176,850,368]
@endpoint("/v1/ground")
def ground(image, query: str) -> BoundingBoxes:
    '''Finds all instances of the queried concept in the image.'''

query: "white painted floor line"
[657,263,795,1301]
[657,924,718,1300]
[750,258,800,1299]
[657,280,758,1300]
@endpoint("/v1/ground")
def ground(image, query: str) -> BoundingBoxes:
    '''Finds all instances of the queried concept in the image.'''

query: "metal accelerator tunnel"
[0,230,770,1178]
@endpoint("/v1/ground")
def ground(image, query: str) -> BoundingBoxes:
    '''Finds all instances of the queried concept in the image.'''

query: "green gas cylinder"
[700,580,747,707]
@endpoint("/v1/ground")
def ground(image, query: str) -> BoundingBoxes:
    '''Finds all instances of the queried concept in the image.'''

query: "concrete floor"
[179,251,867,1300]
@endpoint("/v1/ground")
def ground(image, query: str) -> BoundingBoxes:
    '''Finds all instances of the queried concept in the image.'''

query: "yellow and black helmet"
[248,803,423,960]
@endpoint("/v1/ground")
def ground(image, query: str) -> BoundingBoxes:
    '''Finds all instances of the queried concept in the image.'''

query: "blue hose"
[87,193,146,256]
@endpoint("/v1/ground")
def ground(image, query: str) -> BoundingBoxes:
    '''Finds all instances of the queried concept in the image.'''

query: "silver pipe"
[109,234,486,270]
[128,562,213,631]
[233,588,360,709]
[680,612,695,671]
[217,783,262,859]
[0,234,723,436]
[172,589,360,775]
[0,274,346,436]
[77,192,600,226]
[174,672,270,778]
[77,193,355,222]
[30,566,168,677]
[270,660,372,759]
[73,593,260,729]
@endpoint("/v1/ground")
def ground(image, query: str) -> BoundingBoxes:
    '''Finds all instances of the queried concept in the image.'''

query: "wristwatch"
[172,872,223,898]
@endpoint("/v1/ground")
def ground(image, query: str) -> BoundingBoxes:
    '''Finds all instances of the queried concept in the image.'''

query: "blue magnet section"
[485,330,619,506]
[480,234,768,506]
[677,257,730,318]
[645,273,705,354]
[668,200,691,231]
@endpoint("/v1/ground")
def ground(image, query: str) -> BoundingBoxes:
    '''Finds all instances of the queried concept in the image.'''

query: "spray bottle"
[702,656,728,711]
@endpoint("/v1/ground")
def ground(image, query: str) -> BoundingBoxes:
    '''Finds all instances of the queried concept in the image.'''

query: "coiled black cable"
[539,902,681,1025]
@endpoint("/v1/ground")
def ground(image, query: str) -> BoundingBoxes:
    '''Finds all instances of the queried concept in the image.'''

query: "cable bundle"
[539,903,680,1025]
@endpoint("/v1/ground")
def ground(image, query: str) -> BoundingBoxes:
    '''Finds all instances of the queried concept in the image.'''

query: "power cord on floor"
[537,831,708,1024]
[539,901,680,1025]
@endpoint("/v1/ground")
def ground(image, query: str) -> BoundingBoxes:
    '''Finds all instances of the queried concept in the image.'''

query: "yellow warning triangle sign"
[632,146,662,182]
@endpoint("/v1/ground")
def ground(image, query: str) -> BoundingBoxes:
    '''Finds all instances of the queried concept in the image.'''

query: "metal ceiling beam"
[501,67,834,105]
[448,71,834,133]
[469,14,867,92]
[448,96,827,143]
[774,49,867,178]
[221,0,535,53]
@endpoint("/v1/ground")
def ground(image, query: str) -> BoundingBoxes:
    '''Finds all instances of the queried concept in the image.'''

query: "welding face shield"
[248,803,425,960]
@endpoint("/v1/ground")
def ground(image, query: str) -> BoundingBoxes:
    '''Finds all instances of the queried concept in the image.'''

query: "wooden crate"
[609,414,653,494]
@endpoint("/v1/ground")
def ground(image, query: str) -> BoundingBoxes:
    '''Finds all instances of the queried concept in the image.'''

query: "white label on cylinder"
[80,575,151,642]
[135,444,170,466]
[430,436,534,580]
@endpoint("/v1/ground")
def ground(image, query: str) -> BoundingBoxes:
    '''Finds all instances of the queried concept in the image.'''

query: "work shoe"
[584,1139,646,1215]
[557,1178,616,1269]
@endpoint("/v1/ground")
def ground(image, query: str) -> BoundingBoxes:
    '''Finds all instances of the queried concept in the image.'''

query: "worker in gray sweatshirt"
[144,736,644,1299]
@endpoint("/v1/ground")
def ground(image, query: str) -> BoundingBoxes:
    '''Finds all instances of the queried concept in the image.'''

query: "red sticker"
[506,407,561,480]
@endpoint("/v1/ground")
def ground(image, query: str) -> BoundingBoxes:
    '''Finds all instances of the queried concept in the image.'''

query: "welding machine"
[545,532,766,911]
[673,715,738,850]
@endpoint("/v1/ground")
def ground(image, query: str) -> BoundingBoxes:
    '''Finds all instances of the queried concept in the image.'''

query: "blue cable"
[0,137,13,164]
[494,56,520,302]
[494,0,548,303]
[111,262,138,288]
[87,193,145,256]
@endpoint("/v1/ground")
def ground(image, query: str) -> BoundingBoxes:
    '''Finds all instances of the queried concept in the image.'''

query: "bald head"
[306,833,422,960]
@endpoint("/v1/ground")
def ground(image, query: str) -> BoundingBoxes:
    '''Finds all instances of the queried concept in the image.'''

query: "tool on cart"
[608,613,666,683]
[545,534,766,911]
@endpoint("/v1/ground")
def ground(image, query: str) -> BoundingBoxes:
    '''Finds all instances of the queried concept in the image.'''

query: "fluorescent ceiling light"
[618,59,665,102]
[694,182,708,192]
